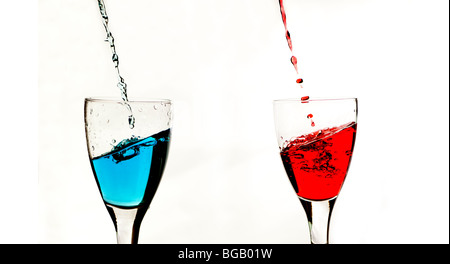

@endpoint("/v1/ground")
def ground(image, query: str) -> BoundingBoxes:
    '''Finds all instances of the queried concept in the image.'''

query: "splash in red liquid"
[280,122,357,200]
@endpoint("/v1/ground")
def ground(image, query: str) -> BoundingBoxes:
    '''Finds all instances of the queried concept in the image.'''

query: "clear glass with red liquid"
[274,98,358,243]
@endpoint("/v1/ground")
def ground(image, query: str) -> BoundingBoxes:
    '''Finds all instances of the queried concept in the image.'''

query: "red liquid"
[280,122,357,200]
[278,0,303,87]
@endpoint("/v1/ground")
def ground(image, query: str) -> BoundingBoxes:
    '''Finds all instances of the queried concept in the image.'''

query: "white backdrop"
[2,0,448,243]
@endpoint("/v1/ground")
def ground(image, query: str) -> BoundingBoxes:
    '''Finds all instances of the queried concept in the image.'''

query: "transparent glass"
[84,98,173,244]
[273,98,358,244]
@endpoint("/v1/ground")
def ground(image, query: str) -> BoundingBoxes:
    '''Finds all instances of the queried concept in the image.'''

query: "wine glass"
[84,98,172,244]
[273,98,357,244]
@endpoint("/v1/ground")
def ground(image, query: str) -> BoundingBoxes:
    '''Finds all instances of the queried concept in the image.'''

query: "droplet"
[112,54,118,63]
[301,96,309,101]
[128,115,135,129]
[307,113,315,127]
[296,78,303,84]
[290,56,298,73]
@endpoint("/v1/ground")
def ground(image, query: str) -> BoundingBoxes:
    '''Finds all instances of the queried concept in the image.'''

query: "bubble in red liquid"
[296,78,303,84]
[301,96,309,101]
[307,114,313,119]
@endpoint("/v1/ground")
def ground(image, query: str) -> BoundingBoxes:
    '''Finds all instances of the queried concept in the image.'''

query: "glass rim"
[273,97,357,103]
[85,97,172,104]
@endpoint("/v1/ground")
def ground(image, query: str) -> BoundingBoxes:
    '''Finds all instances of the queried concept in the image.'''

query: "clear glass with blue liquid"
[85,98,172,243]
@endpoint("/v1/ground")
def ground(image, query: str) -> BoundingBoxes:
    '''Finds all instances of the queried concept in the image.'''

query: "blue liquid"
[91,129,170,208]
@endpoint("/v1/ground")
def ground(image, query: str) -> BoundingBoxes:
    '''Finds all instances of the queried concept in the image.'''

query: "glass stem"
[299,197,337,244]
[106,204,145,244]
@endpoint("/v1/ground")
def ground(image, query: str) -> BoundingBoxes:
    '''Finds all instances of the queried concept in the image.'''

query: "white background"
[1,0,448,243]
